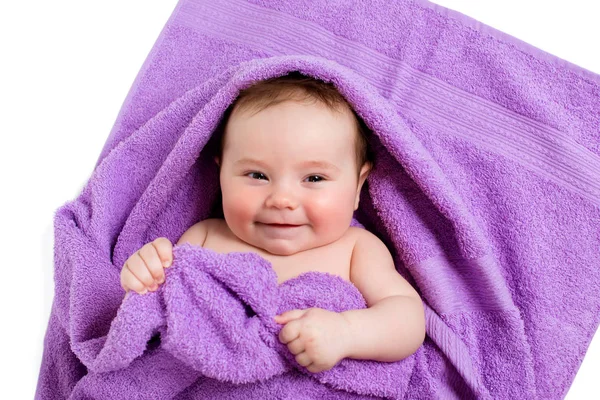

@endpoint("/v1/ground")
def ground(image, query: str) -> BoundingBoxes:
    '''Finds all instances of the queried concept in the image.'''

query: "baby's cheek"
[222,188,258,224]
[306,192,354,234]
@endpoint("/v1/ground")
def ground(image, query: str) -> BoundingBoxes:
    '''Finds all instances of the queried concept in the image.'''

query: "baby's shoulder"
[177,218,224,246]
[197,218,225,229]
[346,225,377,245]
[347,226,391,258]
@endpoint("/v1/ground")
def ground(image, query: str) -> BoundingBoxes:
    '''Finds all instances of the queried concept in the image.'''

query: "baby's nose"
[265,188,298,210]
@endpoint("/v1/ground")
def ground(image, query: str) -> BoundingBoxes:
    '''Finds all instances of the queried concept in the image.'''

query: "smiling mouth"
[265,223,299,228]
[258,222,301,228]
[257,222,303,238]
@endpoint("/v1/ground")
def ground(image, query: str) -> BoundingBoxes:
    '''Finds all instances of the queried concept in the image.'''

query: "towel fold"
[69,244,415,399]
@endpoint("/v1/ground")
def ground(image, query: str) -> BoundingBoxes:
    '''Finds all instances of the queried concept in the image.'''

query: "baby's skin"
[120,98,426,373]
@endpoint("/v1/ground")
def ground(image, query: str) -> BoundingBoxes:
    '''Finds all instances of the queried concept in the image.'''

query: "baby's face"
[218,99,369,256]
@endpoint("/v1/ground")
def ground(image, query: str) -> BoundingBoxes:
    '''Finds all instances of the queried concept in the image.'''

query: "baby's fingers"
[139,243,168,285]
[294,352,313,368]
[278,319,301,345]
[286,337,305,356]
[120,265,149,294]
[152,237,173,269]
[126,253,159,291]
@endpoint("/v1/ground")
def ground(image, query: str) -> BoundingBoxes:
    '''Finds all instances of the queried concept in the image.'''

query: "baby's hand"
[275,308,352,373]
[120,237,173,295]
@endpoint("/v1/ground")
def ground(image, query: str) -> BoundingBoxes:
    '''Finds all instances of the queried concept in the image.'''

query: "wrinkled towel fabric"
[36,0,600,399]
[63,244,416,399]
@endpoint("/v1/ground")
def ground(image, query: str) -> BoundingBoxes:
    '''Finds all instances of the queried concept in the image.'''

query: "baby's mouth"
[268,224,298,227]
[264,224,300,228]
[257,222,302,228]
[256,222,303,238]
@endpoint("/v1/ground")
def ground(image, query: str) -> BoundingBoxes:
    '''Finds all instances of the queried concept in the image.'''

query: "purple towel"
[36,0,600,399]
[65,244,415,399]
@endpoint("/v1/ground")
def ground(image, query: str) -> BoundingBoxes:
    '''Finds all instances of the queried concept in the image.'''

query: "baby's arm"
[342,230,426,362]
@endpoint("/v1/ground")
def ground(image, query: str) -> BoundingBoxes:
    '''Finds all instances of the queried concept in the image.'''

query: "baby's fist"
[275,308,352,373]
[120,237,173,295]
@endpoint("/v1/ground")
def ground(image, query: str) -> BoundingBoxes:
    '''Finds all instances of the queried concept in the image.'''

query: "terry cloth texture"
[36,0,600,399]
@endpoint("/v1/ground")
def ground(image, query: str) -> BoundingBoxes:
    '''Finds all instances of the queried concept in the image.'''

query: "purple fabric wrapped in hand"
[69,244,414,399]
[36,0,600,399]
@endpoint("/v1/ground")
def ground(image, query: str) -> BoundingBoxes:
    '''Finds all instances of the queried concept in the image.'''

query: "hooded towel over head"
[36,0,600,399]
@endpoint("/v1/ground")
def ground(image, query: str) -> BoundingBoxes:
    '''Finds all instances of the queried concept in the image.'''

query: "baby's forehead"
[222,99,360,156]
[227,102,357,134]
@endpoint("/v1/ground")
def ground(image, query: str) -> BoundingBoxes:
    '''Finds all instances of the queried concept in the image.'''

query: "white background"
[0,0,598,398]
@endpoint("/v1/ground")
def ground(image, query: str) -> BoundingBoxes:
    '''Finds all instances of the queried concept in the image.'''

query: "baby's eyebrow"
[234,158,340,172]
[234,158,269,168]
[298,160,341,172]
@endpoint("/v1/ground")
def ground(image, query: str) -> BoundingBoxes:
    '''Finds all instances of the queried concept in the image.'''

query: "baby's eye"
[248,172,268,180]
[305,175,324,183]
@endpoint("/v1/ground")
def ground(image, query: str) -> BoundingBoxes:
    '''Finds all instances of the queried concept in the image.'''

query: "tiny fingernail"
[164,261,172,268]
[157,277,165,284]
[150,283,158,291]
[141,289,148,295]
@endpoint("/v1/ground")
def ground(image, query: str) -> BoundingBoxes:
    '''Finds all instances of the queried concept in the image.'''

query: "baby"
[120,72,426,373]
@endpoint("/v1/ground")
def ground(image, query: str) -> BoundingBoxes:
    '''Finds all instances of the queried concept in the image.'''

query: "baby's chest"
[269,250,352,285]
[203,231,353,285]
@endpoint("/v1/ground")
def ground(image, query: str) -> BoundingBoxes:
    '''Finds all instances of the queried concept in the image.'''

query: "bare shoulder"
[348,226,386,249]
[176,218,222,246]
[345,226,369,245]
[350,227,419,306]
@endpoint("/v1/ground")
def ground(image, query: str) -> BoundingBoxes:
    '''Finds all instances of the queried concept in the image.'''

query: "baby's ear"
[359,162,372,181]
[354,162,372,210]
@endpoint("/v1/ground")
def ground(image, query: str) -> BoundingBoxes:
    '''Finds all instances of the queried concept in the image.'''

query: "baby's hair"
[214,71,373,176]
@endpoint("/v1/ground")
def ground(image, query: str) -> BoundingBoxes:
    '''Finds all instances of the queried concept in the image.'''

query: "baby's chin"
[251,235,341,257]
[241,234,319,256]
[252,239,307,256]
[234,224,345,256]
